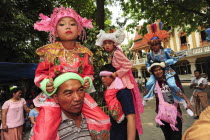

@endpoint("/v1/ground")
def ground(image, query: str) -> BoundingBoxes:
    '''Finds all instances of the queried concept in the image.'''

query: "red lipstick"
[66,31,72,34]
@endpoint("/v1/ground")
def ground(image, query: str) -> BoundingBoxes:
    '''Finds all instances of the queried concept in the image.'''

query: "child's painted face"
[102,40,115,52]
[151,43,161,53]
[56,17,80,41]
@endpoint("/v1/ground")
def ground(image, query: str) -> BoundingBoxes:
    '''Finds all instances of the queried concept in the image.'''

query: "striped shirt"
[29,112,91,140]
[58,112,91,140]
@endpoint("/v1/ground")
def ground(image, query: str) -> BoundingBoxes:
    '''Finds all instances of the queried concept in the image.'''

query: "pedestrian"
[95,29,144,135]
[30,72,98,140]
[32,7,110,139]
[1,87,30,140]
[144,62,193,140]
[190,70,208,119]
[28,104,39,127]
[100,64,140,140]
[137,76,143,91]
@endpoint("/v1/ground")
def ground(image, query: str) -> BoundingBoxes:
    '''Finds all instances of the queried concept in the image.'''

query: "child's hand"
[112,72,118,78]
[46,78,54,93]
[84,79,90,89]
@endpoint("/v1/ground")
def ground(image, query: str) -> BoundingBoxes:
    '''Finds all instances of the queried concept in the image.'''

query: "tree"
[96,0,105,29]
[120,0,210,34]
[0,0,113,106]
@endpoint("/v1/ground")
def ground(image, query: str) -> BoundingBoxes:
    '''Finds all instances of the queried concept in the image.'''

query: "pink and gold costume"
[32,42,111,140]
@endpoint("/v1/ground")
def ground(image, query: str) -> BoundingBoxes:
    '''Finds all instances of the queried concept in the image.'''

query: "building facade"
[130,27,210,82]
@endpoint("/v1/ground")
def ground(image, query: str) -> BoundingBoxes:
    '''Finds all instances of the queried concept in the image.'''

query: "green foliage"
[0,0,100,63]
[120,0,210,34]
[121,39,134,59]
[82,28,108,106]
[0,0,114,106]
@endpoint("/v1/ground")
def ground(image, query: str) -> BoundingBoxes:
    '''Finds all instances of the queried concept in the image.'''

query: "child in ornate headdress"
[143,21,193,116]
[32,7,110,140]
[96,28,144,135]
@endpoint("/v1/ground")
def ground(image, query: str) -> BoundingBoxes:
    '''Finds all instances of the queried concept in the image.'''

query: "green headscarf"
[40,72,92,96]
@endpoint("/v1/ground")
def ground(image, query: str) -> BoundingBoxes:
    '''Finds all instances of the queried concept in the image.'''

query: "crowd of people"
[0,6,210,140]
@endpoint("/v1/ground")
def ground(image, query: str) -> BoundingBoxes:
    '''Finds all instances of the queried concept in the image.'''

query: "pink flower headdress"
[34,7,93,43]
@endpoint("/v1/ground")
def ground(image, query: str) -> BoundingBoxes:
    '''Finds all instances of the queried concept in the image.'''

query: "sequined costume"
[32,42,111,140]
[144,48,185,103]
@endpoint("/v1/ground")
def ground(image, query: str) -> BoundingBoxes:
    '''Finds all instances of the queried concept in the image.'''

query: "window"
[195,57,207,74]
[180,36,187,45]
[132,70,138,78]
[141,67,150,78]
[174,61,191,75]
[200,30,207,41]
[196,62,206,74]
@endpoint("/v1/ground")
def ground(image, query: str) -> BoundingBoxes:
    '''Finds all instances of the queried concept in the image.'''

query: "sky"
[107,3,145,45]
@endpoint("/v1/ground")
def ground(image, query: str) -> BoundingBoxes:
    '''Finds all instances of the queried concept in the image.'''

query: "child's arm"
[113,50,132,78]
[82,55,94,80]
[146,52,152,68]
[30,116,36,125]
[29,111,36,125]
[35,56,54,87]
[164,48,179,66]
[182,93,194,112]
[2,108,8,132]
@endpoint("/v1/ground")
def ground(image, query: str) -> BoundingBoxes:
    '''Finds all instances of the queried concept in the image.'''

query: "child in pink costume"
[96,29,144,135]
[32,7,110,140]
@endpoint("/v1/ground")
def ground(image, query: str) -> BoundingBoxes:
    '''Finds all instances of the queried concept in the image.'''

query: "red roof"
[130,26,148,50]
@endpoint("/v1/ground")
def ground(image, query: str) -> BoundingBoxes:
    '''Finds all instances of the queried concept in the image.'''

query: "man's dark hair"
[100,64,116,72]
[194,70,201,74]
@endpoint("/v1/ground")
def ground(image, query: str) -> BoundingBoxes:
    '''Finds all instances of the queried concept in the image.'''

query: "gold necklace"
[63,46,78,52]
[64,49,77,64]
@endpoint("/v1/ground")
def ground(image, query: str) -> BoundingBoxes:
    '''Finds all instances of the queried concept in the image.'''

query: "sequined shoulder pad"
[36,43,63,57]
[77,44,93,56]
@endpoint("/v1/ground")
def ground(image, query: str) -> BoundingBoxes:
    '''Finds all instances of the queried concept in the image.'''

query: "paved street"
[23,85,210,140]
